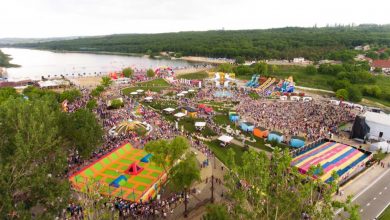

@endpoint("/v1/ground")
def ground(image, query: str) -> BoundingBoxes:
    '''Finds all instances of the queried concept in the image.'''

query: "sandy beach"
[178,56,233,64]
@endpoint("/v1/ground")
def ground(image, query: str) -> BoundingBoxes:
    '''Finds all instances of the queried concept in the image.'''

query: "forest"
[0,49,19,67]
[12,25,390,61]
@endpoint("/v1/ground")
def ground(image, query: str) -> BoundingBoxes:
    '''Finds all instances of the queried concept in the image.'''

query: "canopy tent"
[188,89,195,92]
[181,91,188,94]
[370,141,390,153]
[280,96,288,101]
[302,97,313,102]
[144,97,153,102]
[177,93,184,97]
[267,132,284,143]
[174,112,186,118]
[253,127,268,138]
[290,137,305,148]
[195,122,206,127]
[240,122,255,132]
[136,89,144,93]
[130,92,138,95]
[163,107,175,113]
[218,135,233,143]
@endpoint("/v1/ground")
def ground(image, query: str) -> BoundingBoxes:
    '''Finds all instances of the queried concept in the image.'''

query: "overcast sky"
[1,0,389,38]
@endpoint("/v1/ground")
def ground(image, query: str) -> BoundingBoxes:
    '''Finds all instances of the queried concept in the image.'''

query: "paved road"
[354,169,390,220]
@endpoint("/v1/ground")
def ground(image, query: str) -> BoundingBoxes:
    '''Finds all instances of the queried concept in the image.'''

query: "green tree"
[91,85,105,97]
[170,153,201,217]
[336,89,349,100]
[144,136,189,176]
[0,87,20,104]
[122,67,134,78]
[60,109,103,159]
[347,86,363,102]
[109,99,124,109]
[59,89,81,102]
[235,56,245,64]
[0,97,70,218]
[218,63,234,73]
[379,52,389,60]
[304,65,318,75]
[101,76,112,88]
[366,51,379,60]
[332,79,351,91]
[203,204,231,220]
[224,148,354,220]
[146,69,156,78]
[86,99,98,110]
[253,62,268,75]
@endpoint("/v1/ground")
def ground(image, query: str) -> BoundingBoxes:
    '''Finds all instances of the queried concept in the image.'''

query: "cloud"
[0,0,389,38]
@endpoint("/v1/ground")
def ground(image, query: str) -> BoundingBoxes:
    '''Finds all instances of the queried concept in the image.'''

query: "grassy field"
[123,78,170,94]
[177,71,209,80]
[379,206,390,220]
[206,140,245,167]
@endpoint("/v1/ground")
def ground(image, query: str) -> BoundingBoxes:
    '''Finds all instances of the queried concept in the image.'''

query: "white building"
[293,57,305,63]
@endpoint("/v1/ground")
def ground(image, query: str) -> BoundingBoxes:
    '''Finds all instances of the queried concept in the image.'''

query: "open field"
[123,78,170,94]
[177,71,209,80]
[206,140,245,167]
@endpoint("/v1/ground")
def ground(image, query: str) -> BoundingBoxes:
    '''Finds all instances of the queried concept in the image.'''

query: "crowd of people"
[237,99,358,141]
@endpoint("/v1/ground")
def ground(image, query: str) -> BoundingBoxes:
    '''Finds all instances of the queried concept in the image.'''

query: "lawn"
[177,71,209,80]
[123,78,171,94]
[206,140,245,167]
[142,100,178,111]
[248,92,260,100]
[379,205,390,220]
[213,114,235,127]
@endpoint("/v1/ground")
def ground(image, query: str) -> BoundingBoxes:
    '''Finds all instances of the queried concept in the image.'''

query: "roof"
[364,111,390,127]
[174,112,186,118]
[163,107,175,112]
[195,122,206,127]
[371,60,390,68]
[218,135,233,143]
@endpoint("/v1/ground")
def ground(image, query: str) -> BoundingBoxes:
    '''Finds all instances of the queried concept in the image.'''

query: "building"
[293,57,305,63]
[354,45,370,51]
[370,60,390,73]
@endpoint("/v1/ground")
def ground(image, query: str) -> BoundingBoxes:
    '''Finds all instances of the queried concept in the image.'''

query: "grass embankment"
[177,71,209,80]
[206,140,245,167]
[379,206,390,220]
[122,78,170,94]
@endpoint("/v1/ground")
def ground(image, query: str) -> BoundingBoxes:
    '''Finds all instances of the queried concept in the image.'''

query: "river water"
[1,48,197,81]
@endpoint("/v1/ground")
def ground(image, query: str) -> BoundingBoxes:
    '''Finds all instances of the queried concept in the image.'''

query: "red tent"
[124,162,144,175]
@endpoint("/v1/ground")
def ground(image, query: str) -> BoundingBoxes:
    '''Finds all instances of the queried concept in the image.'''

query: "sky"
[1,0,390,38]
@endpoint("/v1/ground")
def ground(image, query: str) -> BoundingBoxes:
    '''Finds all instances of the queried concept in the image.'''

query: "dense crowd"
[237,99,358,141]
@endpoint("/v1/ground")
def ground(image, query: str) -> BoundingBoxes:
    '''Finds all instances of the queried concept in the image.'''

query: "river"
[1,48,198,81]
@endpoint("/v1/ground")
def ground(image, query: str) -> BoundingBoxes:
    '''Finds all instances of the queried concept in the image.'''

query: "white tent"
[188,89,195,92]
[364,111,390,141]
[130,92,138,95]
[302,97,313,102]
[181,91,189,94]
[195,122,206,127]
[136,89,144,93]
[370,141,390,153]
[291,96,300,101]
[174,112,186,118]
[163,107,175,113]
[177,93,184,97]
[330,100,340,105]
[144,96,153,100]
[280,96,288,101]
[218,135,233,143]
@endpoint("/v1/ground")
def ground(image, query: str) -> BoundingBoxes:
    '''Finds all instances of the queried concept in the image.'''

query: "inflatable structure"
[245,74,260,88]
[275,76,295,93]
[253,127,269,138]
[240,122,255,132]
[267,131,284,143]
[125,162,144,175]
[290,136,305,148]
[229,112,240,122]
[213,72,235,88]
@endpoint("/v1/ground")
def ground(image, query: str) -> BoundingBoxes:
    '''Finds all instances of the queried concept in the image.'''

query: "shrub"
[336,89,349,100]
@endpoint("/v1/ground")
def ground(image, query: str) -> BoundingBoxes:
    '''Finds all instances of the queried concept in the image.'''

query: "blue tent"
[267,132,284,143]
[290,138,305,148]
[240,122,254,132]
[229,114,240,122]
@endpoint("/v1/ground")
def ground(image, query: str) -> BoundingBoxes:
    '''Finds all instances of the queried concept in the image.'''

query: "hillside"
[13,25,390,61]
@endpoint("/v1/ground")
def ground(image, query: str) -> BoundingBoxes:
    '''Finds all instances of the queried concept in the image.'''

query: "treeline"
[0,49,19,67]
[14,25,390,61]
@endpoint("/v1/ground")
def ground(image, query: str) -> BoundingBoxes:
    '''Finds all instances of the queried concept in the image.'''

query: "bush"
[86,99,97,110]
[304,65,317,75]
[336,89,349,100]
[109,99,124,109]
[91,85,105,97]
[122,67,134,78]
[332,79,351,91]
[146,69,155,78]
[60,89,81,102]
[363,85,382,98]
[347,86,362,102]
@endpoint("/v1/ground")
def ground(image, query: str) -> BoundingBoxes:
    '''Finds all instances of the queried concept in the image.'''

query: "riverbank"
[178,56,233,64]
